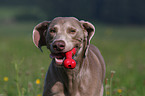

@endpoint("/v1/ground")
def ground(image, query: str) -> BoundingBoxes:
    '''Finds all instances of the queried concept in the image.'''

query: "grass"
[0,21,145,96]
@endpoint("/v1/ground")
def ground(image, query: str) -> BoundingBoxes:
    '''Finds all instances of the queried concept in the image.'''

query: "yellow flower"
[107,91,110,95]
[37,94,41,96]
[4,77,9,82]
[117,89,122,93]
[36,79,40,84]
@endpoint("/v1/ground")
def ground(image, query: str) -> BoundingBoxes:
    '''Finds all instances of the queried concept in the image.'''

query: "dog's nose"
[52,40,65,51]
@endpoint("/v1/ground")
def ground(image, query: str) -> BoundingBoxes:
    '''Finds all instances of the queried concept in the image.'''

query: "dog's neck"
[64,44,88,78]
[62,46,89,94]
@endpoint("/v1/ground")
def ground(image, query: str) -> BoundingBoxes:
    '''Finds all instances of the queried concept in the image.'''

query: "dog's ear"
[80,20,95,45]
[80,20,95,57]
[32,21,50,52]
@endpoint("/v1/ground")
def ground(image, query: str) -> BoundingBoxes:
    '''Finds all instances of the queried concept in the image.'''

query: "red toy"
[64,48,76,69]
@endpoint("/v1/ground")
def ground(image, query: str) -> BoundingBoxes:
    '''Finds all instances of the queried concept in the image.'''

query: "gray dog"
[32,17,105,96]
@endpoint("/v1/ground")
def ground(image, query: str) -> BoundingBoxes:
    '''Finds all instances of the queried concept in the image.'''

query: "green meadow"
[0,19,145,95]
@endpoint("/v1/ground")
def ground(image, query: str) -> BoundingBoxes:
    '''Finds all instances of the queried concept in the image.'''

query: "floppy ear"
[80,20,95,45]
[80,20,95,57]
[32,21,50,51]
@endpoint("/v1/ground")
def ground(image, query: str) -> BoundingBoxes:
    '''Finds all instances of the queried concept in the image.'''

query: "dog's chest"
[64,70,93,96]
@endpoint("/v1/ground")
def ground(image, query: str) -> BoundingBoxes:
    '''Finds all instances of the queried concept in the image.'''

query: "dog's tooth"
[55,58,63,65]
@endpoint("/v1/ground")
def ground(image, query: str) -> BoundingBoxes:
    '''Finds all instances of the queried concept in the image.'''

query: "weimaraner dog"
[33,17,105,96]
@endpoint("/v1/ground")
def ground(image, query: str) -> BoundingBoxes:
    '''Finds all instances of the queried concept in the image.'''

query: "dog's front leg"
[43,81,65,96]
[51,82,65,96]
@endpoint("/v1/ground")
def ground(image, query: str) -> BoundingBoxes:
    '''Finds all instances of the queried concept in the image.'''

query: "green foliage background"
[0,6,145,96]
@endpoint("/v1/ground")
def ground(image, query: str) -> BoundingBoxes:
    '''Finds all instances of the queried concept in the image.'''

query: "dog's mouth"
[50,47,78,66]
[50,53,65,66]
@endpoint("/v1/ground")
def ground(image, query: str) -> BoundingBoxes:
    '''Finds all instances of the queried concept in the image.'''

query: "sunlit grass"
[0,22,145,96]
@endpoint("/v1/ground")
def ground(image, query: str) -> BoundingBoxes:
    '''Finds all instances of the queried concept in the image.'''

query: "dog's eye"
[71,30,76,33]
[50,29,56,33]
[69,28,76,34]
[49,28,56,33]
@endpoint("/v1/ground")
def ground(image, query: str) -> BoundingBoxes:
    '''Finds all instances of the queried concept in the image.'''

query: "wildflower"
[37,94,41,96]
[105,78,108,85]
[3,77,9,82]
[41,67,45,73]
[41,73,45,79]
[111,70,116,78]
[110,70,115,96]
[107,91,110,95]
[117,89,122,93]
[36,79,40,85]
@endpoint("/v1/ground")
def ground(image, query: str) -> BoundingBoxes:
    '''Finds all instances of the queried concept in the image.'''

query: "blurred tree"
[97,0,145,24]
[1,0,145,24]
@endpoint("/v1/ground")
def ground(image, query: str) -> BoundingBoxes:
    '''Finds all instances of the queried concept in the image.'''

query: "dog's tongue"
[50,53,65,65]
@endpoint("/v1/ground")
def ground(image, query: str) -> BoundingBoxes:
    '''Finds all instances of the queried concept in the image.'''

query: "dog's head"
[33,17,95,66]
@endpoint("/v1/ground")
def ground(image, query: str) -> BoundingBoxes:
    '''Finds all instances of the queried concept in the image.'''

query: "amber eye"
[69,28,76,34]
[70,29,76,33]
[49,28,56,33]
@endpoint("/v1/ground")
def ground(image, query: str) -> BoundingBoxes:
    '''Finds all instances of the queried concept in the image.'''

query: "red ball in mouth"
[63,59,76,69]
[63,48,76,69]
[50,48,76,68]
